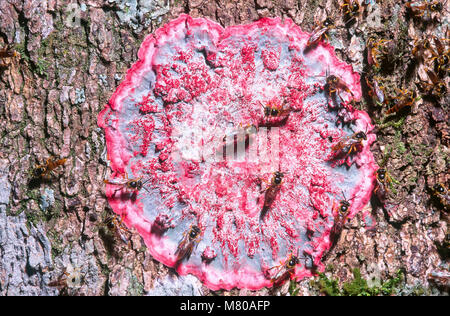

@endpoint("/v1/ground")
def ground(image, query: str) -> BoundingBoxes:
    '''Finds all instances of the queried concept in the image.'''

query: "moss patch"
[311,268,404,296]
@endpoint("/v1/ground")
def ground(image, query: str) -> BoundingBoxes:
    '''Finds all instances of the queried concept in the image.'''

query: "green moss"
[315,272,341,296]
[35,58,50,78]
[396,141,407,155]
[342,268,371,296]
[410,143,433,158]
[312,268,404,296]
[47,229,65,260]
[376,115,406,130]
[288,278,301,296]
[405,152,414,164]
[54,17,65,32]
[379,270,404,295]
[392,130,407,159]
[14,42,30,63]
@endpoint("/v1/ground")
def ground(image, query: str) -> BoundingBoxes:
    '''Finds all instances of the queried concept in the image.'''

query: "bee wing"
[330,218,345,244]
[56,158,67,166]
[406,2,427,11]
[115,229,130,245]
[48,274,67,288]
[0,47,15,58]
[104,178,128,185]
[263,184,281,209]
[433,37,444,55]
[331,136,350,151]
[307,27,328,45]
[176,234,190,255]
[373,80,385,103]
[376,179,389,202]
[331,141,344,151]
[176,241,194,262]
[267,263,285,280]
[426,69,439,84]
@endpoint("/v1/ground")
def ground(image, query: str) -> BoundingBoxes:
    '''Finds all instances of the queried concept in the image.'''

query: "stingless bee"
[175,225,202,265]
[411,37,432,61]
[385,89,416,115]
[331,130,367,158]
[406,1,447,19]
[341,0,362,24]
[365,75,386,105]
[261,100,291,118]
[260,171,284,221]
[367,37,388,68]
[432,183,449,211]
[103,173,150,195]
[374,168,393,202]
[0,44,18,68]
[33,157,67,179]
[329,195,353,249]
[430,36,449,75]
[419,68,447,99]
[265,253,300,287]
[48,266,82,293]
[307,17,335,47]
[105,213,132,246]
[325,74,354,100]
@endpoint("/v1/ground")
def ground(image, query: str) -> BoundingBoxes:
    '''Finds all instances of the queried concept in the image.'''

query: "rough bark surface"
[0,0,448,296]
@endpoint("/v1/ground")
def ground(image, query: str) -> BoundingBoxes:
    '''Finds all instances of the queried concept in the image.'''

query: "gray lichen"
[108,0,170,31]
[147,274,203,296]
[0,162,56,295]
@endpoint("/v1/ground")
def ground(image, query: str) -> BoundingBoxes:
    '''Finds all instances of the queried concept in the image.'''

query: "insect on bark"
[260,171,284,221]
[374,168,393,203]
[0,44,18,68]
[33,157,67,179]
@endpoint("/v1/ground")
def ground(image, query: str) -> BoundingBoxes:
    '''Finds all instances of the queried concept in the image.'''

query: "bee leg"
[259,177,271,193]
[112,187,122,196]
[142,186,151,193]
[347,144,356,156]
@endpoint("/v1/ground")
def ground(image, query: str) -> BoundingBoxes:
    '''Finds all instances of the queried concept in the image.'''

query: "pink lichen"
[98,14,377,290]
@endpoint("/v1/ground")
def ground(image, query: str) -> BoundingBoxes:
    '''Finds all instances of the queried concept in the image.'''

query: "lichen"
[98,14,377,290]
